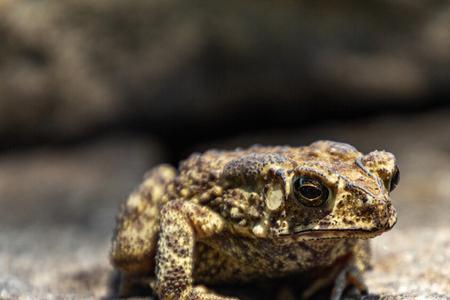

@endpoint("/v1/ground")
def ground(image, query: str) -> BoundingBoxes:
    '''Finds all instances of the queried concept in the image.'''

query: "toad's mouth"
[277,215,397,240]
[277,225,395,240]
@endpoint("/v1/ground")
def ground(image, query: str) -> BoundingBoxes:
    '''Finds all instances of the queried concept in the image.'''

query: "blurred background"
[0,1,449,299]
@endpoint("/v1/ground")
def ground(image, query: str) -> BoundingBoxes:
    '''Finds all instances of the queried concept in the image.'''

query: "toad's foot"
[180,286,239,300]
[331,265,368,300]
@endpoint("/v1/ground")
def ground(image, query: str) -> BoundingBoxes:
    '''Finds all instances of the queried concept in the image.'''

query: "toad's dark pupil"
[299,185,322,200]
[293,177,330,207]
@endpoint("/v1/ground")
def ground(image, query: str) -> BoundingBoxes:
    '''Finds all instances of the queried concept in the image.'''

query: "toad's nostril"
[385,206,397,229]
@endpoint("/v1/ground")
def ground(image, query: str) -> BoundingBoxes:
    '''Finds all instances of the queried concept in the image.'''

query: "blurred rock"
[0,135,163,231]
[1,0,450,143]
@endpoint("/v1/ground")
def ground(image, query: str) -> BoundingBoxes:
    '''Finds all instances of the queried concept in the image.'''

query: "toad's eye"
[293,176,330,207]
[389,166,400,192]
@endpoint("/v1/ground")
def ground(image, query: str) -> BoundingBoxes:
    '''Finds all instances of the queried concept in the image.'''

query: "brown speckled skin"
[110,141,398,300]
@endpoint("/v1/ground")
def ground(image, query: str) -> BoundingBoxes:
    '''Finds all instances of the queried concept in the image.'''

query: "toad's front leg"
[154,200,238,300]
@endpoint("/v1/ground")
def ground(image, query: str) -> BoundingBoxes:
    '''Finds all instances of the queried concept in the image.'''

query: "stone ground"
[0,136,163,300]
[0,110,449,300]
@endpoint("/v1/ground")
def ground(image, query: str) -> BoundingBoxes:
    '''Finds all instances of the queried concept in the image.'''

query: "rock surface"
[1,0,450,143]
[0,136,164,299]
[1,111,449,299]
